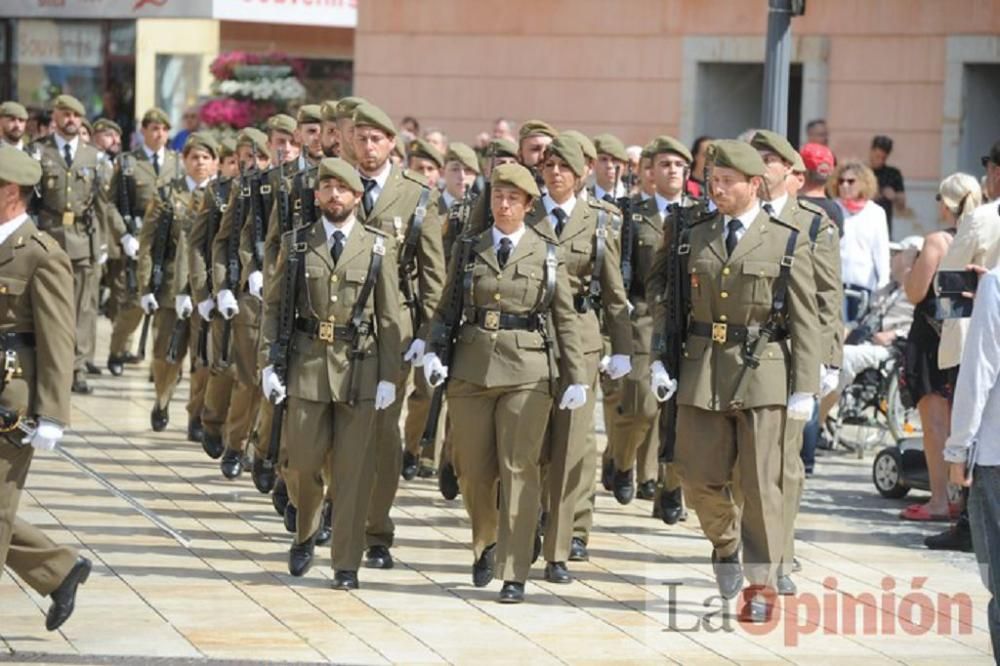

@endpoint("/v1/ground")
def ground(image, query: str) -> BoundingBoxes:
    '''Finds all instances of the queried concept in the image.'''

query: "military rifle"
[614,164,636,297]
[138,185,175,359]
[117,155,140,296]
[220,158,250,366]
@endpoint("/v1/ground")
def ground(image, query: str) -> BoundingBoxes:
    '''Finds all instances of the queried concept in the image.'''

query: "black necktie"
[362,177,376,216]
[331,230,345,264]
[602,193,615,205]
[763,202,775,216]
[552,207,567,236]
[62,143,73,168]
[725,218,742,257]
[497,237,512,268]
[152,152,160,176]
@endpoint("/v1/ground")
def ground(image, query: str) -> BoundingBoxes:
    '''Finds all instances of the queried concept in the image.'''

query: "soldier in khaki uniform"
[259,157,401,590]
[1,101,29,150]
[332,96,368,166]
[650,140,821,622]
[749,130,842,596]
[422,162,589,604]
[0,147,91,631]
[105,108,181,376]
[29,95,109,394]
[406,138,444,190]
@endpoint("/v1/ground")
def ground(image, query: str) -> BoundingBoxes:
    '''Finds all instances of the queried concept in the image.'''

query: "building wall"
[135,19,219,118]
[220,22,354,59]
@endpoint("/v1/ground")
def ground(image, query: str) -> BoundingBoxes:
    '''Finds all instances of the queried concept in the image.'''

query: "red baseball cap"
[800,142,835,176]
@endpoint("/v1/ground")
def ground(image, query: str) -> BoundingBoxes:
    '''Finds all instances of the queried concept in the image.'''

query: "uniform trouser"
[109,307,143,358]
[449,378,553,583]
[251,399,275,461]
[187,315,210,421]
[781,416,806,576]
[150,307,189,409]
[610,354,659,476]
[365,364,409,549]
[222,295,262,453]
[284,395,376,571]
[675,404,786,587]
[202,317,234,437]
[72,260,99,374]
[543,351,600,562]
[403,370,441,464]
[103,257,125,321]
[0,438,77,595]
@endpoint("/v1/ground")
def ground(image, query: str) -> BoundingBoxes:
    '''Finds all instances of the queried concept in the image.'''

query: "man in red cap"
[798,143,843,234]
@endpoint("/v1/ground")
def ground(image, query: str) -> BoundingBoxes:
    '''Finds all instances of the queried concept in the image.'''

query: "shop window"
[299,58,353,101]
[15,19,105,114]
[156,53,203,129]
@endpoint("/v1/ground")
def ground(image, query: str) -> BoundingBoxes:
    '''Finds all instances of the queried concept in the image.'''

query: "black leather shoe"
[401,451,419,481]
[200,431,224,459]
[924,521,973,552]
[284,504,297,533]
[544,561,571,584]
[777,574,797,596]
[107,354,125,376]
[365,545,394,569]
[439,461,459,500]
[187,417,204,443]
[252,456,276,493]
[151,405,169,432]
[71,376,93,395]
[499,581,525,604]
[613,468,634,505]
[220,448,243,479]
[417,464,437,478]
[288,535,315,577]
[46,556,91,631]
[637,480,656,500]
[711,549,744,600]
[601,458,614,492]
[472,543,496,587]
[569,537,589,562]
[272,479,289,516]
[85,361,102,376]
[658,486,684,526]
[332,570,359,591]
[739,588,774,624]
[315,502,332,546]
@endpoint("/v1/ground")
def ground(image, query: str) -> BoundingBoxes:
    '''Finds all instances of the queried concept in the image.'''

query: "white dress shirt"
[2,138,24,151]
[0,212,30,247]
[323,215,356,249]
[764,192,790,217]
[142,143,165,167]
[441,190,457,210]
[491,224,526,254]
[543,193,577,225]
[53,133,79,163]
[944,267,1000,466]
[839,199,891,291]
[722,201,762,245]
[594,182,625,201]
[654,192,682,220]
[358,160,392,206]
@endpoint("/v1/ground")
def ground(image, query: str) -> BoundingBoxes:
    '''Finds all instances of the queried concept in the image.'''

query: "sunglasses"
[838,178,856,185]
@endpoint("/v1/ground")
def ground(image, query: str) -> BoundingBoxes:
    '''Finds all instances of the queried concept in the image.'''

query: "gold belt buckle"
[711,322,728,344]
[318,321,335,343]
[483,310,501,331]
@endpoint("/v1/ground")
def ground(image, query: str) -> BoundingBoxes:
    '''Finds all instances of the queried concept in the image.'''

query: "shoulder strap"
[400,187,431,274]
[538,241,558,312]
[770,226,801,319]
[350,234,385,331]
[589,209,607,302]
[808,213,822,249]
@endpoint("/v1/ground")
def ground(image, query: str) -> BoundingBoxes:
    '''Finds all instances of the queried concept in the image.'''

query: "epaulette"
[796,197,826,216]
[363,223,391,238]
[687,207,716,227]
[30,230,57,252]
[765,210,799,232]
[402,168,430,188]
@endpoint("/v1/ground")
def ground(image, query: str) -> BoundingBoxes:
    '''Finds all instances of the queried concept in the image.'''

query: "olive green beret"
[320,99,339,122]
[318,157,364,193]
[487,138,518,159]
[237,127,271,160]
[296,104,322,125]
[267,113,297,136]
[791,151,806,172]
[546,134,586,178]
[0,101,28,121]
[93,117,122,135]
[0,146,42,186]
[593,133,628,162]
[640,141,656,160]
[81,118,93,134]
[219,137,237,158]
[518,119,557,141]
[393,136,406,158]
[408,137,444,168]
[352,102,396,137]
[53,94,85,116]
[709,139,766,177]
[648,135,693,163]
[561,130,596,161]
[183,131,219,158]
[141,107,171,128]
[335,96,368,121]
[491,162,540,199]
[445,142,480,174]
[750,129,798,166]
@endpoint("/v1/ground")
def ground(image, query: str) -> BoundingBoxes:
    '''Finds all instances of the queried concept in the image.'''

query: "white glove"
[423,352,448,388]
[197,298,215,321]
[248,270,264,301]
[175,294,193,319]
[22,418,63,451]
[626,300,636,317]
[650,360,678,403]
[121,233,139,259]
[140,293,159,314]
[787,392,815,421]
[261,365,286,404]
[820,365,840,398]
[598,355,611,374]
[606,354,632,381]
[98,248,108,265]
[216,289,239,320]
[375,380,396,411]
[558,384,589,410]
[404,339,426,367]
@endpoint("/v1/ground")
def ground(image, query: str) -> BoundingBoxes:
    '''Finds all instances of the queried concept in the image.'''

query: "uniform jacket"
[188,177,231,304]
[103,146,182,259]
[139,182,203,303]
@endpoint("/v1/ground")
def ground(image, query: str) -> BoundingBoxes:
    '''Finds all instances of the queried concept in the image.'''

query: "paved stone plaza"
[0,327,995,665]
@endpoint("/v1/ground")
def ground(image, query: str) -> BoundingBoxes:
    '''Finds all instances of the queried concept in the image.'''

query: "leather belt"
[0,332,36,349]
[467,308,542,332]
[295,317,368,343]
[688,321,787,344]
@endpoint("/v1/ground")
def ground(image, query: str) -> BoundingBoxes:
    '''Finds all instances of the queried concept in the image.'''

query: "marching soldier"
[650,140,820,622]
[591,133,629,202]
[319,100,341,159]
[422,162,588,603]
[259,157,401,590]
[1,102,28,151]
[406,138,444,190]
[105,107,181,377]
[559,130,596,194]
[295,104,324,168]
[91,118,122,161]
[332,96,368,166]
[0,147,92,631]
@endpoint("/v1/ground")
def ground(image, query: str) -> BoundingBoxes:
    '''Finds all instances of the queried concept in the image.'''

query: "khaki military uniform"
[429,224,586,583]
[0,218,78,594]
[259,217,401,571]
[673,206,821,588]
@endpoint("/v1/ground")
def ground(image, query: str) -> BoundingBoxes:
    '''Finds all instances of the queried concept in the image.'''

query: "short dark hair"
[871,135,893,153]
[806,118,827,131]
[401,115,419,132]
[691,135,714,158]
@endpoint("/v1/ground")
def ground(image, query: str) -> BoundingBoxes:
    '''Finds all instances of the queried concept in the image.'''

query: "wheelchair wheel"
[873,447,909,499]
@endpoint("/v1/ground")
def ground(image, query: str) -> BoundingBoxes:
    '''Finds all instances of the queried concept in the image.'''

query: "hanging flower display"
[200,51,306,130]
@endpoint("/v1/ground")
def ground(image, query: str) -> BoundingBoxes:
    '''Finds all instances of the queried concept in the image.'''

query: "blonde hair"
[826,160,877,200]
[938,172,982,220]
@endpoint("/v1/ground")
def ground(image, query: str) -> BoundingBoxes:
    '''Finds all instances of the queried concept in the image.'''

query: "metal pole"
[762,0,793,135]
